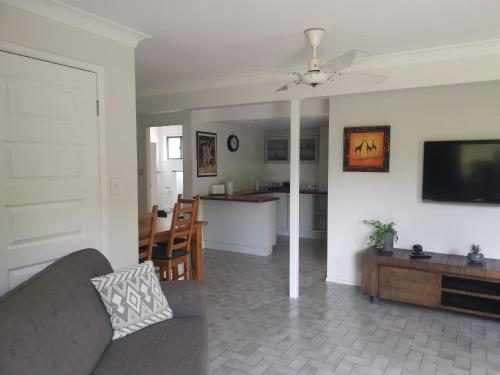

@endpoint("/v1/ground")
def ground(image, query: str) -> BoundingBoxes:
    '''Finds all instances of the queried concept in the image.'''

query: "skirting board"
[325,277,360,286]
[204,240,272,257]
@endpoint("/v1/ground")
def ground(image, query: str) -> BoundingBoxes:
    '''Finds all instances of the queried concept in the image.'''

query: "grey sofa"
[0,249,207,375]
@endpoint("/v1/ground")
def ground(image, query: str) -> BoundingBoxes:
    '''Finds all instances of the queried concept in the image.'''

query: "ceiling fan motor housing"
[300,71,329,87]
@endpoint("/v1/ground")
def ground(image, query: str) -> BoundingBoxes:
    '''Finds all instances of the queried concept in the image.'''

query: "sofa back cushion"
[0,249,114,375]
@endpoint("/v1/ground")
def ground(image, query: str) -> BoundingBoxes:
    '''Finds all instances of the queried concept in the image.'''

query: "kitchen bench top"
[240,188,328,195]
[200,194,279,203]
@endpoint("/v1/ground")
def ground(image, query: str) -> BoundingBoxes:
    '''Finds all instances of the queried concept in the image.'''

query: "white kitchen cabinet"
[299,194,315,238]
[313,194,328,232]
[265,136,319,163]
[273,192,326,239]
[273,193,289,235]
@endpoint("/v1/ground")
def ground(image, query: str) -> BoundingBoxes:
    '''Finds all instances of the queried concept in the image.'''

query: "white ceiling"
[57,0,500,91]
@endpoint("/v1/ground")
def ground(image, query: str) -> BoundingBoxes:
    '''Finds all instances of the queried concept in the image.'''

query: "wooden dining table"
[149,217,208,280]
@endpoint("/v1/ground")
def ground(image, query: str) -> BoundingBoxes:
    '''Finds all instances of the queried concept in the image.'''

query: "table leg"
[193,225,203,280]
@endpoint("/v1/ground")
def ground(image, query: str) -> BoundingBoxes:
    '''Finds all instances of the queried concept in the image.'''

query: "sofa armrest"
[160,281,207,319]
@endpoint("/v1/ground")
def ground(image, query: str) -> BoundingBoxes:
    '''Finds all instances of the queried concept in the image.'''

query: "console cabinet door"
[379,266,439,307]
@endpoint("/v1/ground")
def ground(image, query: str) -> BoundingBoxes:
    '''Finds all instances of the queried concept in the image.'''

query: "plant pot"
[468,252,484,264]
[381,233,394,253]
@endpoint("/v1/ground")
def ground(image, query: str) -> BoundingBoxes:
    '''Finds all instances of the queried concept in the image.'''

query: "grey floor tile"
[204,238,500,375]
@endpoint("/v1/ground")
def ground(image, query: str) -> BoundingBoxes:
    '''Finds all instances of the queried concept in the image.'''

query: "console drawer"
[379,266,439,307]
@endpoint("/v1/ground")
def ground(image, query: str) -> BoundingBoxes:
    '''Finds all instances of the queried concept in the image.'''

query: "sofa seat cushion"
[91,317,207,375]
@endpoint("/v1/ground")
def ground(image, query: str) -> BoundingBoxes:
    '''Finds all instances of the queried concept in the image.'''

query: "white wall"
[189,110,266,195]
[0,3,139,268]
[318,125,329,191]
[327,81,500,286]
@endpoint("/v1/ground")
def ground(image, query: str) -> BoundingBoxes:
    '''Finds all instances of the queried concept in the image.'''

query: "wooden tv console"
[361,248,500,319]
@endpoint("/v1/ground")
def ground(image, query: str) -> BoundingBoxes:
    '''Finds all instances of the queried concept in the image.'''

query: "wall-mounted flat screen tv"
[423,140,500,204]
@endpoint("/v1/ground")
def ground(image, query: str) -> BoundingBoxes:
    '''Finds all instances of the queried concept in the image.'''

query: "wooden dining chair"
[151,196,200,280]
[177,194,200,221]
[177,194,201,279]
[138,205,158,262]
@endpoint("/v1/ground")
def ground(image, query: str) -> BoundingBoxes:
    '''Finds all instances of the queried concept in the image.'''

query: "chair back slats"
[138,205,158,262]
[167,195,200,258]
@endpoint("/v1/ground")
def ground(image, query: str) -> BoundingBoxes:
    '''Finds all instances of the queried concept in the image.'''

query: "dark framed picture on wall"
[196,131,217,177]
[343,126,390,172]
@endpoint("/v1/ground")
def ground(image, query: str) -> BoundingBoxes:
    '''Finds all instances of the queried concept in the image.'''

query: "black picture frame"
[196,131,217,177]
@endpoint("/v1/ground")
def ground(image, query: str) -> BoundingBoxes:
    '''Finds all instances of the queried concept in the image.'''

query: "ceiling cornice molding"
[137,38,500,97]
[136,71,292,98]
[1,0,151,47]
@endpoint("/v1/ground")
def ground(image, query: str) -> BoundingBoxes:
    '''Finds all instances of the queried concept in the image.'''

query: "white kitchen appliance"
[210,183,226,195]
[225,181,234,195]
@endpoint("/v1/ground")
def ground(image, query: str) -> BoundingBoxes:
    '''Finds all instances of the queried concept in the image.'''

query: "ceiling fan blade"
[337,72,387,84]
[275,84,290,92]
[323,50,373,73]
[275,78,302,92]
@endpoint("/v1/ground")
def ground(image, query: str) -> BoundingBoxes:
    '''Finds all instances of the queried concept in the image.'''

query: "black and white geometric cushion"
[90,261,173,340]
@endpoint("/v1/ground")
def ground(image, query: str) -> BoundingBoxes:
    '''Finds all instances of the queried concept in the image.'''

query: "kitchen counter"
[238,188,328,195]
[201,195,277,256]
[200,194,279,203]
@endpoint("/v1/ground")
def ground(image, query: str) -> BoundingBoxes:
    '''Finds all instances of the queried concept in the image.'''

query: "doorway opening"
[147,125,184,216]
[184,99,328,297]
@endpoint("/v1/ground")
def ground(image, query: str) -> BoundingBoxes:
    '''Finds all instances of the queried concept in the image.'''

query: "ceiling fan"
[275,28,387,92]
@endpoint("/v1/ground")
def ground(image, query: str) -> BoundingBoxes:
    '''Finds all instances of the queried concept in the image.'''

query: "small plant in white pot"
[363,219,398,252]
[468,243,484,264]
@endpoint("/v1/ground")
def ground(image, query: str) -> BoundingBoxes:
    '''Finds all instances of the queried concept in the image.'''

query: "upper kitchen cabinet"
[265,137,289,162]
[300,136,319,162]
[265,135,319,163]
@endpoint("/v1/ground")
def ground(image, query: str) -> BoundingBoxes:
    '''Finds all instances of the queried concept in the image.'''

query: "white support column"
[289,99,300,299]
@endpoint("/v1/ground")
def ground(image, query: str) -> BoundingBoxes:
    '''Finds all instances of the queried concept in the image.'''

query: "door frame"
[0,41,109,258]
[145,129,155,209]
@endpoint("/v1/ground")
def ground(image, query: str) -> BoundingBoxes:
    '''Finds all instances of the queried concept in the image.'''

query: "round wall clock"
[227,134,239,152]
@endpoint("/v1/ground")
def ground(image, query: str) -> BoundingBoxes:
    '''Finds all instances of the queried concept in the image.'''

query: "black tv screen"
[423,140,500,204]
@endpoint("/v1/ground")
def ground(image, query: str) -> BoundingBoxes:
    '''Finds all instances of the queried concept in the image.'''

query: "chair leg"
[160,264,167,281]
[172,265,179,280]
[165,262,169,281]
[185,257,191,280]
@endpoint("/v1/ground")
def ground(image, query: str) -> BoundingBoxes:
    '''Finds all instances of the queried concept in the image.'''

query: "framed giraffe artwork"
[343,126,390,172]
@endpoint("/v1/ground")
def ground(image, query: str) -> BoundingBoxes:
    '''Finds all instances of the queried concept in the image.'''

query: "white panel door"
[0,51,101,295]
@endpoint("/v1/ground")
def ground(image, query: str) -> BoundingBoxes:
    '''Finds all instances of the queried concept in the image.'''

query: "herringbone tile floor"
[204,237,500,375]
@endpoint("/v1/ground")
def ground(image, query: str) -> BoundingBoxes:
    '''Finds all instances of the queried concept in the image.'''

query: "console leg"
[370,296,378,304]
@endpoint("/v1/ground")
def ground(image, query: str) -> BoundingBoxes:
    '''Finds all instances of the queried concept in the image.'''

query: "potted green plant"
[468,243,484,264]
[363,219,398,252]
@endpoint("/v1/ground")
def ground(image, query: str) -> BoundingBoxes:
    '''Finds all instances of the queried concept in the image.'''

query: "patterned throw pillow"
[91,261,173,340]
